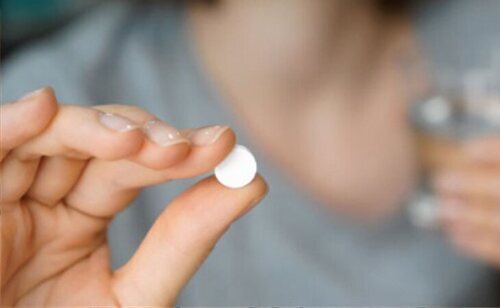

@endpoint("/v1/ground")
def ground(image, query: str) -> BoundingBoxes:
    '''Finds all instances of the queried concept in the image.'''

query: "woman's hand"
[433,136,500,268]
[1,88,267,306]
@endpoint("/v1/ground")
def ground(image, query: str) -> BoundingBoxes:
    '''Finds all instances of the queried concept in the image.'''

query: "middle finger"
[434,168,500,200]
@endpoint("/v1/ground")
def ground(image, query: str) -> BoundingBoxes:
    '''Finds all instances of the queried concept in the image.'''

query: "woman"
[2,0,500,305]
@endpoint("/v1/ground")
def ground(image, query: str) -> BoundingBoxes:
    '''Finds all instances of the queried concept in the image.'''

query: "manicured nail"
[143,119,188,146]
[19,87,50,101]
[185,125,229,146]
[433,173,463,192]
[439,199,465,220]
[99,112,139,132]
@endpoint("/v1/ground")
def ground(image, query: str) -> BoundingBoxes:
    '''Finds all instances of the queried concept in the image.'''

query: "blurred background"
[1,0,100,59]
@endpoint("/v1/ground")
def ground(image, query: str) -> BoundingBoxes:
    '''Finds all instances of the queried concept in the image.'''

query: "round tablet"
[215,144,257,189]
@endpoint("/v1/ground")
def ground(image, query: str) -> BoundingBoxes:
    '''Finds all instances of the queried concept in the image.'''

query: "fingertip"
[1,87,58,150]
[248,174,269,201]
[232,174,269,220]
[17,86,58,123]
[29,86,58,114]
[32,87,59,129]
[221,127,237,149]
[183,125,235,148]
[196,126,237,163]
[165,127,236,178]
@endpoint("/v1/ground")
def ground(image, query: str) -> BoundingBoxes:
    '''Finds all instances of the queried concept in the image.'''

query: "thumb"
[111,175,268,306]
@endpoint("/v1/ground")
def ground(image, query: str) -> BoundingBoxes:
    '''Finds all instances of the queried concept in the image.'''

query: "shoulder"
[2,1,183,104]
[411,0,500,69]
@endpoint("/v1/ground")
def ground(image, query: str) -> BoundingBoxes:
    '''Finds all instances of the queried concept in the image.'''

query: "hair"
[378,0,411,13]
[134,0,412,13]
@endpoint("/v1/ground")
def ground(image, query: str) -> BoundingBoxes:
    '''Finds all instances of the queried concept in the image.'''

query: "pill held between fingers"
[215,144,257,189]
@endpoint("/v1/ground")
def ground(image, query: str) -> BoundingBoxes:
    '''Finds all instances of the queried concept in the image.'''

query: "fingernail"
[439,199,465,220]
[184,125,229,146]
[18,87,49,101]
[433,173,463,192]
[99,112,139,132]
[143,119,188,146]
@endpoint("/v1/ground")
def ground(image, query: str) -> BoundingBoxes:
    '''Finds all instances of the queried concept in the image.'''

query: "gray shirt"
[3,1,500,305]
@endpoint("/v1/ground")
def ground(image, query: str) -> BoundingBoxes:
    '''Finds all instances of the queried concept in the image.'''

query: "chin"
[316,161,419,223]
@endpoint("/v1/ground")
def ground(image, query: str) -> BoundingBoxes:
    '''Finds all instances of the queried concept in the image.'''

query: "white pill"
[215,144,257,189]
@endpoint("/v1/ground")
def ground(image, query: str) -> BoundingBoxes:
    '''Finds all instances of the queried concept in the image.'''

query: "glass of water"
[408,58,500,229]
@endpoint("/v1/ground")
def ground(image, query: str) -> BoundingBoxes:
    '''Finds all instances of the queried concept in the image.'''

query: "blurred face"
[189,0,424,219]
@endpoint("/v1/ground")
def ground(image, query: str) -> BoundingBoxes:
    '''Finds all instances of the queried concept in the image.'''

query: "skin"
[188,0,421,218]
[1,1,499,306]
[0,88,267,306]
[420,134,500,268]
[188,0,500,265]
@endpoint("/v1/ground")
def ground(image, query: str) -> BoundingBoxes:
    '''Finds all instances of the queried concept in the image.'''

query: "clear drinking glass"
[408,52,500,229]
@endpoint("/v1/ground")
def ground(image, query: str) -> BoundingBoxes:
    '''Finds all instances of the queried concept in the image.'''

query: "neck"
[185,1,421,218]
[185,0,414,147]
[188,0,410,109]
